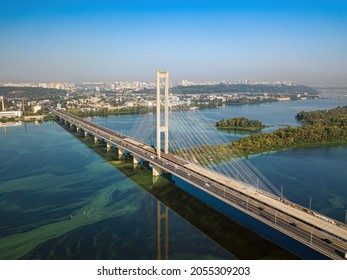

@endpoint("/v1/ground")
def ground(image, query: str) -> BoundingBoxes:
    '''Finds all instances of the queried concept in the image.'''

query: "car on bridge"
[321,238,332,244]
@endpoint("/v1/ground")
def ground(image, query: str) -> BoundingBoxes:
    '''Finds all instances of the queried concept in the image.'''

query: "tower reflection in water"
[157,201,169,260]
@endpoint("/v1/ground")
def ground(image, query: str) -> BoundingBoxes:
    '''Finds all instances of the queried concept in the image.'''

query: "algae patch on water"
[0,178,138,259]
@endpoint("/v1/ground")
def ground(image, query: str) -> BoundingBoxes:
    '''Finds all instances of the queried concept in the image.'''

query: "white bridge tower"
[156,70,169,159]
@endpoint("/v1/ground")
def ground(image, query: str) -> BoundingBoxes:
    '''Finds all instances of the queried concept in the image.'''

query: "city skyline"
[1,0,346,86]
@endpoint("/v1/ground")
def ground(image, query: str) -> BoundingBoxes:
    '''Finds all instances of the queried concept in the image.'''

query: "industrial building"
[0,111,22,118]
[0,96,23,119]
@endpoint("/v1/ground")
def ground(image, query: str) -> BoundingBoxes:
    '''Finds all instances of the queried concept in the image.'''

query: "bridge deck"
[184,162,347,240]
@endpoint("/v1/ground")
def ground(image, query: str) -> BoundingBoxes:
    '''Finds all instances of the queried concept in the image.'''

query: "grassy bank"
[174,106,347,163]
[217,126,265,132]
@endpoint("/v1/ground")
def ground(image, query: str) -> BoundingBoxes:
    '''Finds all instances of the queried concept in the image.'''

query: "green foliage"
[0,117,16,123]
[173,105,347,163]
[229,124,347,156]
[174,84,318,95]
[216,117,265,131]
[295,106,347,126]
[231,106,347,156]
[0,87,66,98]
[43,115,56,121]
[226,97,276,105]
[68,106,155,117]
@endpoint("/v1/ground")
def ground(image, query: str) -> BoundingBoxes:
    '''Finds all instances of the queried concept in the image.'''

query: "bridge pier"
[152,165,162,177]
[117,147,125,157]
[106,142,112,151]
[84,130,88,137]
[94,136,98,144]
[133,155,140,165]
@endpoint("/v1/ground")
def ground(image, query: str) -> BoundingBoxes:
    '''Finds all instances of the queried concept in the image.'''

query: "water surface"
[1,99,346,259]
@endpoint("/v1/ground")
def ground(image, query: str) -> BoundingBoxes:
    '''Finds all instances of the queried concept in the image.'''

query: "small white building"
[138,101,153,107]
[124,101,134,107]
[0,111,22,118]
[32,105,42,113]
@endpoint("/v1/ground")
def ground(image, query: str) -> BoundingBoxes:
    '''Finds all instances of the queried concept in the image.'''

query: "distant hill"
[173,84,318,95]
[0,87,66,98]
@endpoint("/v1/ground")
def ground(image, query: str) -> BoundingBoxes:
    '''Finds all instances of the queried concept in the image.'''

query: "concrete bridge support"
[106,142,112,151]
[94,136,99,144]
[152,165,162,177]
[117,147,125,157]
[133,155,140,165]
[84,130,88,137]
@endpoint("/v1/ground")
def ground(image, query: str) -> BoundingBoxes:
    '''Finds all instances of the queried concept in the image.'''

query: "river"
[0,99,346,259]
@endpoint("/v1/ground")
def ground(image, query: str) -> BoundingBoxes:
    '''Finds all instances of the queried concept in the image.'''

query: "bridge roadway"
[50,108,347,259]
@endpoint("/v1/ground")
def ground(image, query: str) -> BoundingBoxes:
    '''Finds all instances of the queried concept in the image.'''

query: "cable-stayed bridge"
[49,71,347,259]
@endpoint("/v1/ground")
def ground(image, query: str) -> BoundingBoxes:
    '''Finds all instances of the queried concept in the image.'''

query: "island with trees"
[173,106,347,164]
[216,117,266,131]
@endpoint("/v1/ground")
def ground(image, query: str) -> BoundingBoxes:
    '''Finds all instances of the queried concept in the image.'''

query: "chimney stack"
[0,96,4,111]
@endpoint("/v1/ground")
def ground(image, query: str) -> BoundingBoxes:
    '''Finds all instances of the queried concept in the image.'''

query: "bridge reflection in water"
[157,201,169,260]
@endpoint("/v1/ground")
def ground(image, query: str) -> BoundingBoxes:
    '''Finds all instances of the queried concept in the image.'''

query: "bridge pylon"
[156,70,169,159]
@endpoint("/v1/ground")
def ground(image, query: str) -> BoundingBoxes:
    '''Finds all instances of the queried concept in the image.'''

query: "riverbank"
[174,106,347,163]
[217,126,265,132]
[0,114,55,123]
[65,97,285,118]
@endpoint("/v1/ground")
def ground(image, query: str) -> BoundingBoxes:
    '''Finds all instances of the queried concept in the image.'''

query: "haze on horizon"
[0,0,346,86]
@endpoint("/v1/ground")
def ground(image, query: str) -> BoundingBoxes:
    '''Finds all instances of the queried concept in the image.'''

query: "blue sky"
[0,0,346,85]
